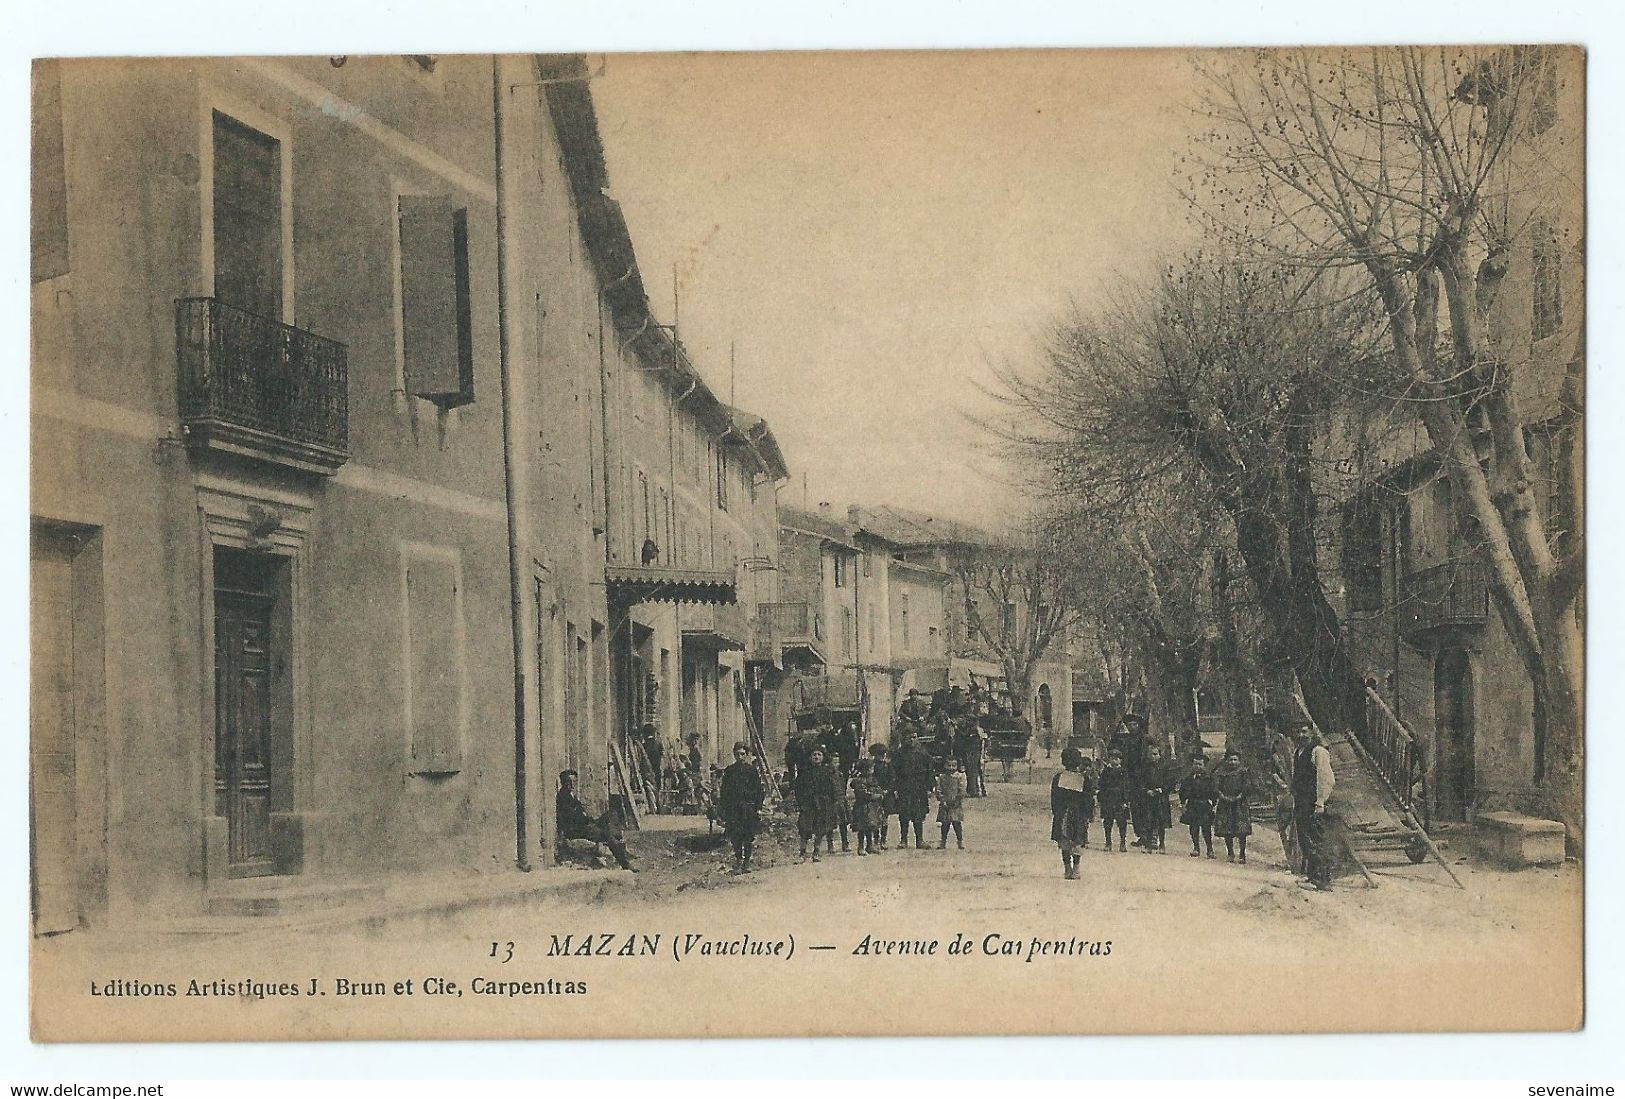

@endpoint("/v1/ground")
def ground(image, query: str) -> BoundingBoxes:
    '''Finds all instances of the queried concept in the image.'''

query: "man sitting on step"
[556,770,636,872]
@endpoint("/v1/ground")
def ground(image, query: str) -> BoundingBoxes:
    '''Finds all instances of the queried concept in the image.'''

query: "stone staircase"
[1292,689,1463,889]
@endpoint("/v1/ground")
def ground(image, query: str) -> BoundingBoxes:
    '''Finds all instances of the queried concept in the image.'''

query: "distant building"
[850,506,1076,749]
[755,501,1078,767]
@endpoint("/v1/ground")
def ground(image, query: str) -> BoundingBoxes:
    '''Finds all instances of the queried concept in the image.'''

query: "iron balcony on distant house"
[175,297,350,474]
[751,601,826,665]
[1399,560,1491,638]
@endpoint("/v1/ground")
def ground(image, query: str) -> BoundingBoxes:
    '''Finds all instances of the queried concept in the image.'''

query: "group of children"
[792,740,971,861]
[1050,745,1254,879]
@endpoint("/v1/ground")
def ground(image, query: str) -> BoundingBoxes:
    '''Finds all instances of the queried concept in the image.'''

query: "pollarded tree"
[996,257,1400,756]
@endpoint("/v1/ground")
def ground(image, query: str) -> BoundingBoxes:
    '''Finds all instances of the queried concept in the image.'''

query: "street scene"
[28,46,1584,1038]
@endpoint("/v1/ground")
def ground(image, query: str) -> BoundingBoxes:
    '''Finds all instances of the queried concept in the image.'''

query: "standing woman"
[1051,747,1092,879]
[719,742,765,873]
[1213,748,1253,863]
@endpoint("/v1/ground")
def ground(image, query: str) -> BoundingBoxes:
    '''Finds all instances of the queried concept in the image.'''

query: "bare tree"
[951,526,1088,722]
[1192,47,1584,837]
[994,258,1395,754]
[1046,494,1229,755]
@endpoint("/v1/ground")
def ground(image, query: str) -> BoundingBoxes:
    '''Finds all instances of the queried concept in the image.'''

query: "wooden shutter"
[32,60,69,283]
[451,209,475,404]
[399,195,463,401]
[31,532,79,933]
[405,554,463,773]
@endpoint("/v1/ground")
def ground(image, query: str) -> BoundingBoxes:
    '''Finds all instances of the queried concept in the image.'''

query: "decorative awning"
[682,627,747,653]
[606,565,737,607]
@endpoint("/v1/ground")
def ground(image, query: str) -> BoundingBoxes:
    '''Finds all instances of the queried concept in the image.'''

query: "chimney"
[818,501,832,513]
[847,505,861,524]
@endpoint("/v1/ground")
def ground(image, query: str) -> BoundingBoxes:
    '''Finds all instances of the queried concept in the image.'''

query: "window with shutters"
[403,546,466,774]
[398,195,474,407]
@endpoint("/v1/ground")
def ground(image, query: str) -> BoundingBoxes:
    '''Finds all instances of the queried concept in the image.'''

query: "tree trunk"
[1144,635,1200,757]
[1533,599,1584,849]
[1213,551,1262,765]
[1227,504,1368,742]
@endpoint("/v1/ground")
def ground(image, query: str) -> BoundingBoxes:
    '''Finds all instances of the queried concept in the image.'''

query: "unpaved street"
[36,778,1579,1040]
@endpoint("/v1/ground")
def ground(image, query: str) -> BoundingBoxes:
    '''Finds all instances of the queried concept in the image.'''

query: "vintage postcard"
[28,47,1583,1040]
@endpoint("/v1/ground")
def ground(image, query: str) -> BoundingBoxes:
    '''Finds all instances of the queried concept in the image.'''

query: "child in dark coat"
[850,759,886,855]
[1178,750,1218,858]
[1213,748,1254,863]
[718,742,765,873]
[1051,747,1094,879]
[1134,745,1174,853]
[868,744,895,851]
[794,746,841,861]
[1096,750,1131,852]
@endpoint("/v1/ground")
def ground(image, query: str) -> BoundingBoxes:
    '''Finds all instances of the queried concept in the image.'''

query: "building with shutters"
[538,57,791,804]
[1323,49,1584,830]
[29,53,779,932]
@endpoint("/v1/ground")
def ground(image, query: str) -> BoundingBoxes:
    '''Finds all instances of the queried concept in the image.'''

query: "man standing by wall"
[1291,722,1336,891]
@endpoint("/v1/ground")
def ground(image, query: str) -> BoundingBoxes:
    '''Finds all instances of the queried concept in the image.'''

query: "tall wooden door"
[1433,648,1476,822]
[215,583,276,877]
[31,530,79,934]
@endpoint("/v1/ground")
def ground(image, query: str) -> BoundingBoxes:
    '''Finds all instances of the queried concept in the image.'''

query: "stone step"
[203,878,390,918]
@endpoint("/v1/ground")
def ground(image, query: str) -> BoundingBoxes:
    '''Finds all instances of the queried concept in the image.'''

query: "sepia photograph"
[26,40,1587,1044]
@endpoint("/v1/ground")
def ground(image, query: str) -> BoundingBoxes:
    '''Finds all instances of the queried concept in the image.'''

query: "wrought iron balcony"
[175,297,349,474]
[682,600,749,653]
[757,601,820,641]
[751,601,825,664]
[1399,560,1490,638]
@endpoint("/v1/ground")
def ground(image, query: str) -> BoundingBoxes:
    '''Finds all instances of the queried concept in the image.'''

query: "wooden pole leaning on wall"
[607,737,642,832]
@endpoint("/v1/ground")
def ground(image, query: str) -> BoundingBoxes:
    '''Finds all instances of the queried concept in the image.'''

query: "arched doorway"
[1433,649,1476,821]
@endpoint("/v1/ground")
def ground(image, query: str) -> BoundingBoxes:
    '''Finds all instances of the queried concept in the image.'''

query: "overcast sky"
[591,49,1202,528]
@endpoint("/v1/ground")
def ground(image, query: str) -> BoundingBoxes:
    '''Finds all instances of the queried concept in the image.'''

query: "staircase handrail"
[1360,686,1422,816]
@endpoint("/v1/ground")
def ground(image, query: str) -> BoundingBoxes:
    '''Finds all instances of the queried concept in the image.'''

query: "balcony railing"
[176,297,349,473]
[756,601,821,642]
[752,601,824,662]
[1398,560,1490,637]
